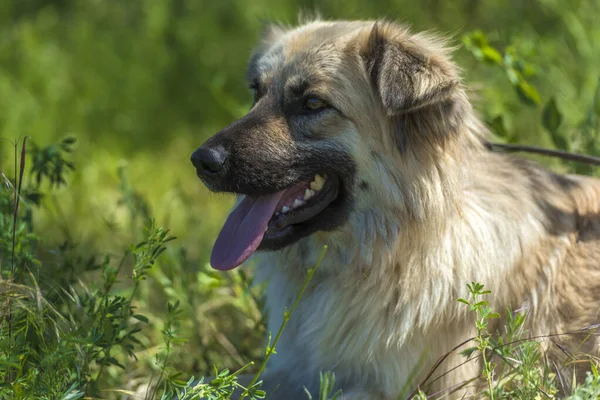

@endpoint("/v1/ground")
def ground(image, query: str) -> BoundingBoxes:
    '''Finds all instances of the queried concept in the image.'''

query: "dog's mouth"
[266,173,337,236]
[210,173,340,271]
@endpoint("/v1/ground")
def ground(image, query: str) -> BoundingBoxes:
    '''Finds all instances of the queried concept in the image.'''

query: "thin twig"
[485,142,600,166]
[424,354,483,391]
[407,336,476,399]
[426,377,478,399]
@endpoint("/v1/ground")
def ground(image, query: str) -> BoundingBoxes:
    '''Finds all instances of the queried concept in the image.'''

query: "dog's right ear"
[361,21,460,116]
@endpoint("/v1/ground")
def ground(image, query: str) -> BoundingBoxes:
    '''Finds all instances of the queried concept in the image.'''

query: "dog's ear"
[362,22,460,116]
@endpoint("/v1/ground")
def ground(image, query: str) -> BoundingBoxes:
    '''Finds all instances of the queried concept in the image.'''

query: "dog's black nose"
[191,146,228,176]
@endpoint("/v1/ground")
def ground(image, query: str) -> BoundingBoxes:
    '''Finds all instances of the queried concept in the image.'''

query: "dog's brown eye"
[305,97,327,111]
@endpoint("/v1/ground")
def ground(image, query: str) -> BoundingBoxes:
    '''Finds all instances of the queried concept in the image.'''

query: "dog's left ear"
[362,22,460,116]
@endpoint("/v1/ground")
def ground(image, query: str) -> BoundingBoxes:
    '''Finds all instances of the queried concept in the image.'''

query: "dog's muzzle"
[190,144,229,180]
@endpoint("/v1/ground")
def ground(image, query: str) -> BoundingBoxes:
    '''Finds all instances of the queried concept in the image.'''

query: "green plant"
[455,282,600,399]
[304,371,342,400]
[0,137,180,399]
[463,30,541,106]
[462,30,600,176]
[566,365,600,400]
[458,283,500,399]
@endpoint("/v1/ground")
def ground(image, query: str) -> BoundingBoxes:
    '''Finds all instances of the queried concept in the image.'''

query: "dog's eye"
[304,97,327,111]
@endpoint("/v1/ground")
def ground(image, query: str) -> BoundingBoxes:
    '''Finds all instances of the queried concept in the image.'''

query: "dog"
[190,18,600,399]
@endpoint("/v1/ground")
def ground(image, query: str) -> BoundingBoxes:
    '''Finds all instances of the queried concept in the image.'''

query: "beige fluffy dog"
[191,18,600,399]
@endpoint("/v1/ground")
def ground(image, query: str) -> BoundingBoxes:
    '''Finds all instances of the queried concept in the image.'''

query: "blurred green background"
[0,0,598,394]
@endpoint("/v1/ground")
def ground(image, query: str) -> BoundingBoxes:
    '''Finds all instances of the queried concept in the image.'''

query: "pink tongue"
[210,191,285,271]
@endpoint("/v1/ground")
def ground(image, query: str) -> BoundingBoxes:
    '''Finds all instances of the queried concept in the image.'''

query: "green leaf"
[481,46,503,65]
[304,387,314,400]
[487,115,509,138]
[457,298,470,306]
[133,314,149,323]
[548,132,569,153]
[61,136,77,144]
[460,346,478,358]
[503,49,515,66]
[515,80,541,106]
[521,63,537,78]
[106,357,125,369]
[471,47,484,61]
[470,282,484,293]
[542,98,563,134]
[471,30,488,47]
[543,98,569,150]
[506,68,520,85]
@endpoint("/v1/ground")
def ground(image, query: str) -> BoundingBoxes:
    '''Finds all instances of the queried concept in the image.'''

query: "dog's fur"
[193,18,600,399]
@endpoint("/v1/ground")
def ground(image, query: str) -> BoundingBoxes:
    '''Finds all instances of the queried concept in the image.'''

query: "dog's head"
[191,19,479,271]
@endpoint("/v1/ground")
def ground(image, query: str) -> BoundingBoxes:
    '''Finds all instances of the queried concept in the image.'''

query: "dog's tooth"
[310,174,325,191]
[304,189,315,200]
[292,199,304,209]
[281,206,290,213]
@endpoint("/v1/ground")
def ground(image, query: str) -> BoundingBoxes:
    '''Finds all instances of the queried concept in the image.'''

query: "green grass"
[0,0,599,398]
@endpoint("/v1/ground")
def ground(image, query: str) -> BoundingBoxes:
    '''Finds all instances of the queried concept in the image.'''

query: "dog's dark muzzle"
[190,107,299,195]
[190,144,229,179]
[191,110,268,190]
